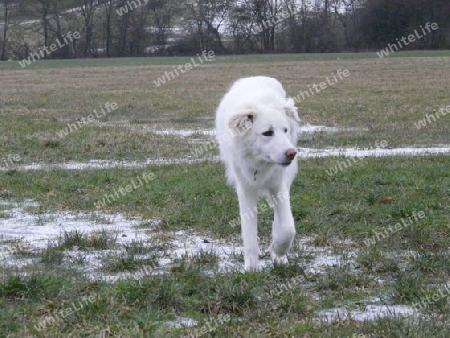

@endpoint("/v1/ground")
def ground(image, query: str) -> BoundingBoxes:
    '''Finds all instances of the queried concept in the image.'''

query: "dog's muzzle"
[283,148,297,165]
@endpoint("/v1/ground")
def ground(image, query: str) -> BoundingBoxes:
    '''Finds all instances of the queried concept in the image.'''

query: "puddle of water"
[150,125,368,138]
[0,201,357,279]
[4,146,447,172]
[164,317,198,329]
[0,201,149,272]
[300,124,368,134]
[0,201,434,322]
[295,237,352,274]
[87,124,367,139]
[0,201,246,278]
[169,230,246,272]
[317,304,419,322]
[0,200,143,250]
[10,158,211,171]
[153,129,216,137]
[299,147,449,158]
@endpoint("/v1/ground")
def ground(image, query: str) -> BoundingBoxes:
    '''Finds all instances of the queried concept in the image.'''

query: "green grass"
[102,253,159,273]
[2,50,450,71]
[1,52,449,165]
[0,53,449,337]
[58,230,117,250]
[0,155,449,335]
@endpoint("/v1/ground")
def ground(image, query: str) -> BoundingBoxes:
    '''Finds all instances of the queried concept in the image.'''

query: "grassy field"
[0,52,449,337]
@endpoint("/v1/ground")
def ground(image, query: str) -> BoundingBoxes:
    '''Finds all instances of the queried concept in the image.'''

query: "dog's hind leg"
[269,190,295,265]
[236,185,260,271]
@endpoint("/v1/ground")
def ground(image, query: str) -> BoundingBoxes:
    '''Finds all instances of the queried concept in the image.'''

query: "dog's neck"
[241,162,278,187]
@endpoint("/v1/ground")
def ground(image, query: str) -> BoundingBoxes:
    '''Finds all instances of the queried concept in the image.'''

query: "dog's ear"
[229,110,256,133]
[284,98,300,123]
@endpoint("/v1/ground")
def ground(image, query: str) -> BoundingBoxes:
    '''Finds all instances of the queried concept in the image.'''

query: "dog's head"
[229,97,300,166]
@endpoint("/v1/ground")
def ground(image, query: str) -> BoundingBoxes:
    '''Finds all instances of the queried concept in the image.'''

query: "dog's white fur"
[215,76,300,270]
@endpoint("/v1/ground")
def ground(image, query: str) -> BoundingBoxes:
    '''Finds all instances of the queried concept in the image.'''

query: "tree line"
[1,0,449,61]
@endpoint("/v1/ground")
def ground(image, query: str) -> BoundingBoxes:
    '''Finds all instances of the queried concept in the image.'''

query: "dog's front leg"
[236,185,259,271]
[269,190,295,265]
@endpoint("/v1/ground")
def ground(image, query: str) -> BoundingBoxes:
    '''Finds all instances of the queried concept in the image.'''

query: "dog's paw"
[244,262,260,271]
[271,252,288,266]
[244,256,260,271]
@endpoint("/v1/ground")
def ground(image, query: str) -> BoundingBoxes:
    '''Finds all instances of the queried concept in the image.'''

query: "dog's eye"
[284,128,288,133]
[262,130,274,137]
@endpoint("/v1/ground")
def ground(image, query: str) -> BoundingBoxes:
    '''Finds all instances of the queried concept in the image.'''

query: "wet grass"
[0,53,449,336]
[1,156,448,243]
[101,253,159,273]
[1,50,450,71]
[0,155,449,336]
[58,230,117,251]
[0,52,449,167]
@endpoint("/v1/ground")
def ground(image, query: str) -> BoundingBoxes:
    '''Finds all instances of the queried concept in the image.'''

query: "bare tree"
[199,0,230,52]
[276,0,303,51]
[228,0,313,53]
[184,0,230,52]
[24,0,73,57]
[1,0,12,60]
[250,0,285,52]
[130,3,153,56]
[115,0,136,56]
[317,0,333,51]
[228,1,257,53]
[47,0,76,58]
[80,0,96,56]
[331,0,363,51]
[148,0,177,49]
[99,0,114,57]
[297,0,315,52]
[32,0,51,47]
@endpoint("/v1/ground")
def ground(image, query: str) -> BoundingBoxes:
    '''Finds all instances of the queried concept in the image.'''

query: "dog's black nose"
[285,148,297,160]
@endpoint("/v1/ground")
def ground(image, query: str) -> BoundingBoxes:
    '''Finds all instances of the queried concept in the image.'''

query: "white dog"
[215,76,300,271]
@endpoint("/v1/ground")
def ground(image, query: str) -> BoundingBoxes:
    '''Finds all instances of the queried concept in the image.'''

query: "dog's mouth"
[264,155,293,167]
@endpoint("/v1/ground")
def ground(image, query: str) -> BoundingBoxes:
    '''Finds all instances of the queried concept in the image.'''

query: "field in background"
[1,51,450,165]
[0,52,449,337]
